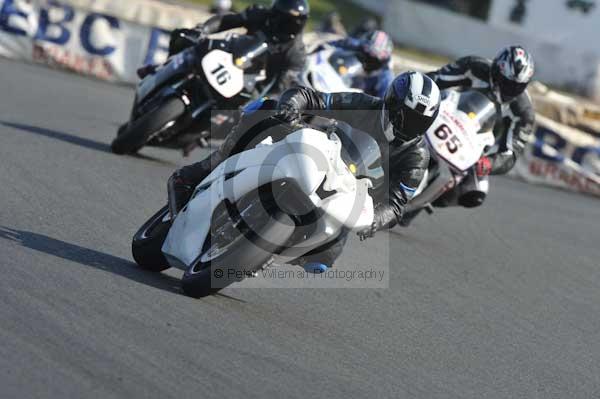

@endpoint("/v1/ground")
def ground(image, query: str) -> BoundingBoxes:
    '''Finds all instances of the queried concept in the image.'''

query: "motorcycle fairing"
[425,98,496,172]
[301,45,363,93]
[137,52,189,102]
[162,128,375,268]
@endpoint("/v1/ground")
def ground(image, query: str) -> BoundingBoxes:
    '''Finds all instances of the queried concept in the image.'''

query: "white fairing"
[407,91,496,212]
[162,128,375,268]
[302,46,362,93]
[425,94,495,172]
[201,49,244,98]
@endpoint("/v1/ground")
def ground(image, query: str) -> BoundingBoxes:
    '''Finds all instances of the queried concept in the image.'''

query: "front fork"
[406,165,457,213]
[408,165,490,212]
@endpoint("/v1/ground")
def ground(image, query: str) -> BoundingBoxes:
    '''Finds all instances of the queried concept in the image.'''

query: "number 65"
[434,124,462,154]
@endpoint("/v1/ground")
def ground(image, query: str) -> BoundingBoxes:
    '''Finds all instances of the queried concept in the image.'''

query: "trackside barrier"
[511,115,600,197]
[0,0,190,83]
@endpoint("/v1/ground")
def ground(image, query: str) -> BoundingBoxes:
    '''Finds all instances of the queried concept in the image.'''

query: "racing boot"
[136,64,157,79]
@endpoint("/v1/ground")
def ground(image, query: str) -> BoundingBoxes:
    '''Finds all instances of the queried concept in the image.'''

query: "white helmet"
[383,71,441,141]
[491,46,535,101]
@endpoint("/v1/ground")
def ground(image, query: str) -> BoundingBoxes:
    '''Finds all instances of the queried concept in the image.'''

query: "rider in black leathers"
[167,72,441,269]
[168,0,309,94]
[424,46,536,209]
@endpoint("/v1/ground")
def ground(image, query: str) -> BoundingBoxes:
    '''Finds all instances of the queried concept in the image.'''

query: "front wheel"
[181,195,295,298]
[111,98,185,155]
[132,206,171,272]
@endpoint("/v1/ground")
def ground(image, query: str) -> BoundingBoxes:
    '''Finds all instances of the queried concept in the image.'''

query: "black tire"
[181,197,295,298]
[181,268,219,298]
[132,205,171,272]
[111,98,185,155]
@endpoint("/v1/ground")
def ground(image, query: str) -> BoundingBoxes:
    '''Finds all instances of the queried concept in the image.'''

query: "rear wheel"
[132,206,171,272]
[111,98,185,155]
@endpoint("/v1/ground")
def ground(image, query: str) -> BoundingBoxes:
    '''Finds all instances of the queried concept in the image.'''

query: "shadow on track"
[1,120,177,166]
[0,226,181,295]
[1,121,111,153]
[131,152,177,166]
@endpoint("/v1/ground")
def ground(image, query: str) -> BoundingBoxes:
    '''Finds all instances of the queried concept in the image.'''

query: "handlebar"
[172,28,204,47]
[188,33,268,71]
[233,42,269,69]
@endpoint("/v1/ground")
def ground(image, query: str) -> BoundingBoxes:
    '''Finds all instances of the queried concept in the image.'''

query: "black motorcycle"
[111,33,274,155]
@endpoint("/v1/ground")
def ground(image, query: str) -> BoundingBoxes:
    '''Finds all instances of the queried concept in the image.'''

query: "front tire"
[181,195,295,298]
[132,206,171,272]
[111,98,185,155]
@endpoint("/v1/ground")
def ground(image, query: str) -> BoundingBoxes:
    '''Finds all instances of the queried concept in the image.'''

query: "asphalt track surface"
[1,58,600,399]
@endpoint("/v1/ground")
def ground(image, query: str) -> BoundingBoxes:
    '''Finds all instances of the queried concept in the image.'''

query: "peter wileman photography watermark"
[214,266,386,283]
[204,109,391,289]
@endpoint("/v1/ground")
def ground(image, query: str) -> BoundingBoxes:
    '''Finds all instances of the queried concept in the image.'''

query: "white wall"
[380,0,600,99]
[489,0,600,55]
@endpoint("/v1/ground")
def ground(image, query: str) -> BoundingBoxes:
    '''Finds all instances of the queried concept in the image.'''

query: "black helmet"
[269,0,310,42]
[358,30,393,72]
[491,45,535,102]
[383,71,441,142]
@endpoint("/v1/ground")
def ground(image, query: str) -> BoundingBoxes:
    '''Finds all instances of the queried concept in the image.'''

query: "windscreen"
[334,121,385,190]
[455,90,497,133]
[231,35,268,64]
[328,49,364,86]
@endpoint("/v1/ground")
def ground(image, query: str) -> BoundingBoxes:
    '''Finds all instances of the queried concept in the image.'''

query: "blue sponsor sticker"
[243,97,266,114]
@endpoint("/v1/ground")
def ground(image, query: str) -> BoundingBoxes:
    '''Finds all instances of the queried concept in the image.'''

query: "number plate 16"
[201,49,244,99]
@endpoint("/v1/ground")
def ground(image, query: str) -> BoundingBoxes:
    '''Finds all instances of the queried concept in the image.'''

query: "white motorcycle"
[131,117,383,297]
[299,43,365,93]
[403,90,497,219]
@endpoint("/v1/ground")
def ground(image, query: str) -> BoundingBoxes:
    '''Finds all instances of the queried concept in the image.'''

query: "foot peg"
[250,258,274,278]
[136,64,157,79]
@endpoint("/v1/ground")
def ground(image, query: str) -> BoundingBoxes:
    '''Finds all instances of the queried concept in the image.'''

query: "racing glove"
[168,28,204,56]
[475,156,492,177]
[357,221,378,241]
[356,205,400,241]
[274,103,301,125]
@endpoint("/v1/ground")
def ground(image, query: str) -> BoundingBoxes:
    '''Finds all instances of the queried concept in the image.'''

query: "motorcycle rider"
[328,30,395,97]
[167,72,441,272]
[406,46,536,220]
[166,0,309,94]
[131,0,310,154]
